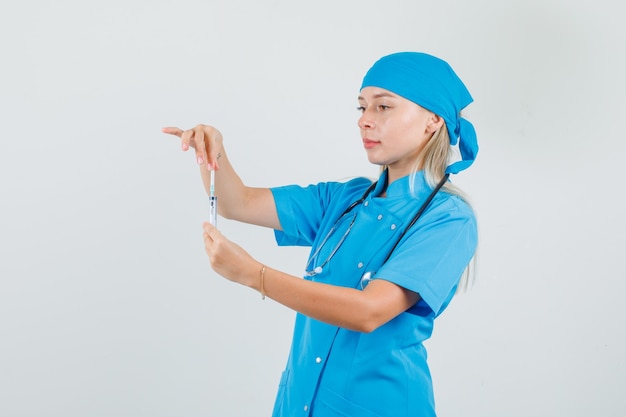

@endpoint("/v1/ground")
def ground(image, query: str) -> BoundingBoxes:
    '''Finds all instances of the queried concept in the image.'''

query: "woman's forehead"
[357,86,400,101]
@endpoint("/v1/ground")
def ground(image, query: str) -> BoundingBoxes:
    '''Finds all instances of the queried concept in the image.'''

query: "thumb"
[202,221,218,238]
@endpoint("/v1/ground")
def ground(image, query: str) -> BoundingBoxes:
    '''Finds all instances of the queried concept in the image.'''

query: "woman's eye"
[356,106,366,113]
[378,105,390,111]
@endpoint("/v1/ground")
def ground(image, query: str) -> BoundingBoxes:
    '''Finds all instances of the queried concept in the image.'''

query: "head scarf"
[360,52,478,174]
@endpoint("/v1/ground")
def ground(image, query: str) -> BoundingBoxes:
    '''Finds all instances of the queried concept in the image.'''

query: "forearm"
[264,267,373,332]
[198,147,245,217]
[201,224,419,332]
[198,142,280,229]
[249,266,414,333]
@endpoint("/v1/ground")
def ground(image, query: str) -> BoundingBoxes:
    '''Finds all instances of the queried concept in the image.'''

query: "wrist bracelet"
[260,265,266,300]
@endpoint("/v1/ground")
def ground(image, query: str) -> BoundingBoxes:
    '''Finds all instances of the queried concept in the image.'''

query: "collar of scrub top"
[304,169,447,277]
[360,51,478,174]
[357,169,449,288]
[374,170,450,264]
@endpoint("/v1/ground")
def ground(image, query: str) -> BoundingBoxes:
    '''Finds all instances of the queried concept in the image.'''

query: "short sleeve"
[270,177,373,247]
[374,196,478,317]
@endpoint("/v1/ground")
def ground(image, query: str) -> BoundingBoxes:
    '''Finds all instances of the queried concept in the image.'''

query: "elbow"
[350,309,388,334]
[217,198,246,220]
[355,322,379,334]
[218,208,236,220]
[348,293,410,333]
[214,188,258,222]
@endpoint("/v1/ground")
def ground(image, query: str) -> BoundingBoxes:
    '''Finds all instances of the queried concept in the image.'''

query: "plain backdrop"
[1,0,625,416]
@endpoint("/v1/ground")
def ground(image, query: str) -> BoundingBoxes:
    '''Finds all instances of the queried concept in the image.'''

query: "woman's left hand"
[202,222,259,289]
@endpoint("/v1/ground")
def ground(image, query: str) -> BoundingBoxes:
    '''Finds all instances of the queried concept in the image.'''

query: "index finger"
[161,126,184,137]
[162,126,190,150]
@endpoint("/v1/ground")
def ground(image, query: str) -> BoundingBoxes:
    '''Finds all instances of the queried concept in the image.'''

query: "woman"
[163,52,478,417]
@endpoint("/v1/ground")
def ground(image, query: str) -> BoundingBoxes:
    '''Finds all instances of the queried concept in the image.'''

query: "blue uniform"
[270,170,477,417]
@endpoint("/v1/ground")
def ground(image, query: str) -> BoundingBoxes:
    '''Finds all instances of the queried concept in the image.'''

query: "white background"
[1,0,624,416]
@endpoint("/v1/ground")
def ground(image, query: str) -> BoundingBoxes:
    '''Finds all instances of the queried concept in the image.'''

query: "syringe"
[209,168,218,227]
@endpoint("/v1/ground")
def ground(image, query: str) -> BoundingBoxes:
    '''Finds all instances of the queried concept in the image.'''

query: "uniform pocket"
[312,386,383,417]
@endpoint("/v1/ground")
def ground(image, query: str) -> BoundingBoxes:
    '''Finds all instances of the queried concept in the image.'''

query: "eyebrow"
[357,92,397,101]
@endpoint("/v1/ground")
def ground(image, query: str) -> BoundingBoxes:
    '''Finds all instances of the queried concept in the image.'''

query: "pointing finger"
[161,126,184,137]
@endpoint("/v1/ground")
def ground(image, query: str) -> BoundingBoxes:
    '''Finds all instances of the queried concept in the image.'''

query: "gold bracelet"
[260,265,266,300]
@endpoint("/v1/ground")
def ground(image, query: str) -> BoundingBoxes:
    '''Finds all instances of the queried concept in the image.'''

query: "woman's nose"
[358,113,374,129]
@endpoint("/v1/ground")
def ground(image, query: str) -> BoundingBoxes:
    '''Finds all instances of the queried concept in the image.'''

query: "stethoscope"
[304,172,450,285]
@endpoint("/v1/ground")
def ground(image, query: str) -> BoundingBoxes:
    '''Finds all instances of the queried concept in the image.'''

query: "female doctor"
[163,52,479,417]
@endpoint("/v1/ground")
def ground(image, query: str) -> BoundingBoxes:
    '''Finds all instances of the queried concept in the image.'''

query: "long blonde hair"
[401,123,478,291]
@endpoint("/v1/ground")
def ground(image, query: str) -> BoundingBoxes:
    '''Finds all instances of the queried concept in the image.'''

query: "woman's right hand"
[162,124,223,171]
[163,122,280,229]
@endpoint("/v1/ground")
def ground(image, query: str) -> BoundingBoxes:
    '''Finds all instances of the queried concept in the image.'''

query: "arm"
[162,124,281,230]
[202,222,420,333]
[261,265,420,333]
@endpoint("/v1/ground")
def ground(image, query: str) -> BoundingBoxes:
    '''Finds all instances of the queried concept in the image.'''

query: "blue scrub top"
[270,170,477,417]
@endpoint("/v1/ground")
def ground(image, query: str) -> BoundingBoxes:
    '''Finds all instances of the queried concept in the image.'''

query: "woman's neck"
[385,164,421,185]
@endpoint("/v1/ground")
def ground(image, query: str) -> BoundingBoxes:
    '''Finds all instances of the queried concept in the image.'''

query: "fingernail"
[182,143,189,151]
[208,162,214,171]
[197,156,204,165]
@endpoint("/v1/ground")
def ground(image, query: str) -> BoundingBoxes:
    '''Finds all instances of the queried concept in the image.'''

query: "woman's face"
[357,86,443,178]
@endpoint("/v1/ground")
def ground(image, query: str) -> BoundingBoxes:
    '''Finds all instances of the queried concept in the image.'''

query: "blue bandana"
[360,52,478,174]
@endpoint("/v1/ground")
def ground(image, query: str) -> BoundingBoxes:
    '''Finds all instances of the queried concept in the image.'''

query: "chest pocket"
[313,202,406,288]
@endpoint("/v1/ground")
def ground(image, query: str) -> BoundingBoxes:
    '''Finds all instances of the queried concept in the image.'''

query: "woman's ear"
[426,113,445,133]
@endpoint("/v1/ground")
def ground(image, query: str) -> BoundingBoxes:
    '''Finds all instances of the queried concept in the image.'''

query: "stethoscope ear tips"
[314,266,323,274]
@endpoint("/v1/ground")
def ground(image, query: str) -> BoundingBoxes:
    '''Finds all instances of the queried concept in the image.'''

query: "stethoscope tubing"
[305,172,449,277]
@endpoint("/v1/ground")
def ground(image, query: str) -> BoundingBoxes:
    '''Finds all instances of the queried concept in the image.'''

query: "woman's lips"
[362,138,380,149]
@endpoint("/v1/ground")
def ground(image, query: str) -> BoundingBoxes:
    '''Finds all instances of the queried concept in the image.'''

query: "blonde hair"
[386,122,478,291]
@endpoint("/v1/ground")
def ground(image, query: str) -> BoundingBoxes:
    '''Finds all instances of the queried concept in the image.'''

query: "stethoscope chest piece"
[305,173,449,281]
[360,271,373,289]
